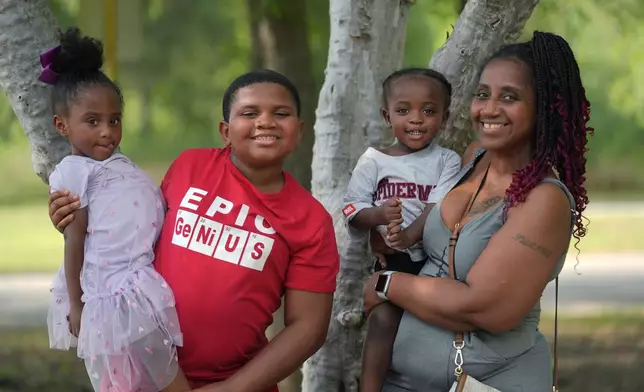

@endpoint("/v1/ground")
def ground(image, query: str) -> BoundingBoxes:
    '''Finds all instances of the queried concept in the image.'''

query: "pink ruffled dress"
[47,153,183,392]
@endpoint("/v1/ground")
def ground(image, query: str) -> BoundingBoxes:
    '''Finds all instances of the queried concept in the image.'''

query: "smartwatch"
[374,271,395,300]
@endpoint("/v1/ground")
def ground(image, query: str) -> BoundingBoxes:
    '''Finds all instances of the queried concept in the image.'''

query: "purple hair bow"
[38,45,60,85]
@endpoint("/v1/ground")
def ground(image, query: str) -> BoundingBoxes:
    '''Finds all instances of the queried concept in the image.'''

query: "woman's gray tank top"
[384,148,576,391]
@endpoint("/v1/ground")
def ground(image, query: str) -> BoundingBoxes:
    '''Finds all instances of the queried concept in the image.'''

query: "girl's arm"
[63,207,88,336]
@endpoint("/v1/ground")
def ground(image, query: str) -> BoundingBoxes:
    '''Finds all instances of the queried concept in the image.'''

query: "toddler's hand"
[373,252,387,269]
[378,198,402,225]
[386,220,411,251]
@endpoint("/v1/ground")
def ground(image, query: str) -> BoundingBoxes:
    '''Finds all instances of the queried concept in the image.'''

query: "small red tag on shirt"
[342,204,356,217]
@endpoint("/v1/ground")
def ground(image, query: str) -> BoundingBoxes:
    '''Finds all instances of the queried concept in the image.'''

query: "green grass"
[0,204,64,274]
[0,144,50,206]
[580,214,644,254]
[1,313,643,392]
[538,312,644,391]
[0,328,92,392]
[0,204,643,274]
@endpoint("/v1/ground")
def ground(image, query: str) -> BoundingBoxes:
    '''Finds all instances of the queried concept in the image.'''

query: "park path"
[1,252,643,328]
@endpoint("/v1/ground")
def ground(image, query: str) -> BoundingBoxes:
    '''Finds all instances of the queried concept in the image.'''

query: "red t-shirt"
[154,147,339,389]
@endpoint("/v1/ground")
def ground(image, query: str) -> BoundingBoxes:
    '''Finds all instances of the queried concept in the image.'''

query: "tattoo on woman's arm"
[513,233,553,258]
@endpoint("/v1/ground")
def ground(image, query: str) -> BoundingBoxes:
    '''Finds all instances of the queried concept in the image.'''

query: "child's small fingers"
[388,226,401,235]
[388,217,403,226]
[388,218,403,227]
[374,253,387,268]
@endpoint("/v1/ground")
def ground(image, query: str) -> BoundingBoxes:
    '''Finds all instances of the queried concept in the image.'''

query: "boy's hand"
[377,198,402,225]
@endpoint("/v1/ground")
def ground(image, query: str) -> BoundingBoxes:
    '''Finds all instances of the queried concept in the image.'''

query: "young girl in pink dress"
[42,27,190,392]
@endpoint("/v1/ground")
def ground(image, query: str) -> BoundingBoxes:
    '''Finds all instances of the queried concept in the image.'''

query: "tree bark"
[430,0,540,153]
[460,0,467,13]
[246,0,317,190]
[0,0,68,182]
[302,1,412,391]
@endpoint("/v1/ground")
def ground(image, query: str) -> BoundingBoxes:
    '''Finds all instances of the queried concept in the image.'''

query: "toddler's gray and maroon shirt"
[343,143,461,262]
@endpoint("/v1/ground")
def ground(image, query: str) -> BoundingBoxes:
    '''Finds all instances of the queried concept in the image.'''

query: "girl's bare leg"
[162,368,191,392]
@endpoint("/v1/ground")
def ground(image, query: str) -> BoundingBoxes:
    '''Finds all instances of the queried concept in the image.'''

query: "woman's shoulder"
[461,140,484,167]
[511,177,575,227]
[533,177,576,212]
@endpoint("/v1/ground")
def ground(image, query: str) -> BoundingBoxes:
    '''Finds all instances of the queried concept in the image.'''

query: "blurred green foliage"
[1,0,643,203]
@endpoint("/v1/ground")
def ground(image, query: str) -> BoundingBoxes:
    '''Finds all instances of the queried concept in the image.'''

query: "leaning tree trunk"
[431,0,540,153]
[302,1,413,390]
[0,0,68,182]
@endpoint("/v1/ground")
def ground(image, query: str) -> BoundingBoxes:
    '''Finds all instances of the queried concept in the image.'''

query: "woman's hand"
[49,190,81,233]
[363,271,387,314]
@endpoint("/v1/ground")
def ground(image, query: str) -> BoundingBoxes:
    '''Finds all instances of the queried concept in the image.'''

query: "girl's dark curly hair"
[485,31,593,240]
[49,27,123,115]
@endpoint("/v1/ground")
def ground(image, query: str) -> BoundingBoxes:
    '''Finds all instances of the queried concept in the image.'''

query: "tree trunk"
[246,0,317,190]
[430,0,540,153]
[302,1,412,391]
[0,0,68,182]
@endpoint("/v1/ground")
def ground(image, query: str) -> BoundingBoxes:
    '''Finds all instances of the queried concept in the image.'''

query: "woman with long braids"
[363,31,592,391]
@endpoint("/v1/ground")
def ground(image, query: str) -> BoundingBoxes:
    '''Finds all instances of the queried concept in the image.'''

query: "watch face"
[375,274,388,292]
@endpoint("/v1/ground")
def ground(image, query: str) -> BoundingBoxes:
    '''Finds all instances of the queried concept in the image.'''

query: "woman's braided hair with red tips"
[485,31,593,241]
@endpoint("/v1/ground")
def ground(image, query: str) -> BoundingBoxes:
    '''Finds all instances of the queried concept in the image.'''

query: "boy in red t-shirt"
[48,70,340,392]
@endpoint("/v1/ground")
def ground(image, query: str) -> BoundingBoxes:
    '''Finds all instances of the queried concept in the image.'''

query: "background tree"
[247,0,318,188]
[0,0,68,182]
[301,0,413,389]
[431,0,540,153]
